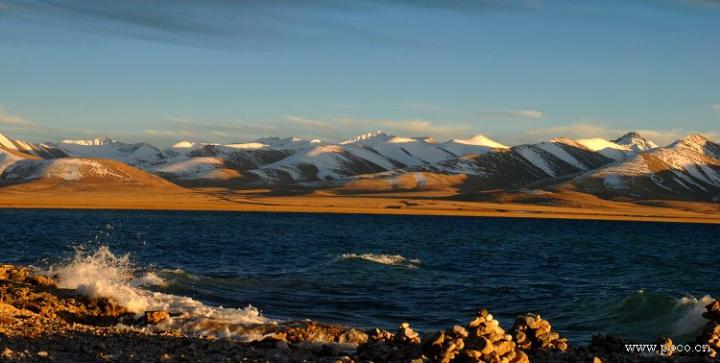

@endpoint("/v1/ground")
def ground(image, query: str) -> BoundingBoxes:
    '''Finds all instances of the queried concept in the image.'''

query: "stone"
[451,325,469,338]
[29,274,55,287]
[145,310,170,325]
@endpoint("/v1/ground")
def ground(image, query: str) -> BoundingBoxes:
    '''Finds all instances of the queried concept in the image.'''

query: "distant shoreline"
[1,189,718,224]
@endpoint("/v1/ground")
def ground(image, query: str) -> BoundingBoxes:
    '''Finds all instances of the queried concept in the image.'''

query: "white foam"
[48,246,271,340]
[672,295,715,336]
[340,253,420,268]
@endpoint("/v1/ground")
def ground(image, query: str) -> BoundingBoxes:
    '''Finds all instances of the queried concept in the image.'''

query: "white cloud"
[712,104,720,113]
[0,107,41,129]
[370,119,470,139]
[284,115,334,128]
[478,110,544,120]
[144,129,194,138]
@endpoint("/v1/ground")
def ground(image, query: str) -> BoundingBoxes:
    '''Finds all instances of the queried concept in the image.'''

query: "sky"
[0,0,719,147]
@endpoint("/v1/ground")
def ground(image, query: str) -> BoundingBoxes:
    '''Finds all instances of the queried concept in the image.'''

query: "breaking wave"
[672,294,715,337]
[48,246,271,340]
[598,290,714,341]
[340,253,420,268]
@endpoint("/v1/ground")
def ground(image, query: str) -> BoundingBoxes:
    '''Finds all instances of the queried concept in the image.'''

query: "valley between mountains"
[1,130,719,223]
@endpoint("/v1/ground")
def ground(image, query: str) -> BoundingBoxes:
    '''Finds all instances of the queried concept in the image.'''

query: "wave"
[340,253,420,268]
[672,294,715,337]
[598,290,714,341]
[47,246,270,340]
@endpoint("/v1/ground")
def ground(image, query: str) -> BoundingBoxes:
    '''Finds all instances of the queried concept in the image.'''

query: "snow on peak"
[575,138,624,151]
[172,140,196,149]
[224,142,268,150]
[340,131,391,145]
[387,136,419,144]
[0,133,19,150]
[670,133,720,158]
[452,134,508,149]
[612,132,658,151]
[61,136,118,146]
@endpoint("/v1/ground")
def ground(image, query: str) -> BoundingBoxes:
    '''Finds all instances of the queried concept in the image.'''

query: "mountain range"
[1,130,719,203]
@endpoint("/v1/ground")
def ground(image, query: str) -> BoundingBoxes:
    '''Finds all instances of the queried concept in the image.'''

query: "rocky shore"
[0,264,716,362]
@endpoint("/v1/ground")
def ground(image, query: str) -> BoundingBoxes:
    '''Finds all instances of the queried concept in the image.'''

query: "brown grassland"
[0,184,719,224]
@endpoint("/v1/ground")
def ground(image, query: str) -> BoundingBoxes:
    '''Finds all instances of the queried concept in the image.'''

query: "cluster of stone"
[697,299,720,360]
[357,322,422,361]
[511,313,569,352]
[422,309,529,363]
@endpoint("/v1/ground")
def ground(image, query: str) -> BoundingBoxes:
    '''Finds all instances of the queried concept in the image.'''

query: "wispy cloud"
[131,117,283,144]
[370,119,470,139]
[712,104,720,113]
[284,115,335,129]
[478,110,544,120]
[0,107,42,129]
[3,0,435,48]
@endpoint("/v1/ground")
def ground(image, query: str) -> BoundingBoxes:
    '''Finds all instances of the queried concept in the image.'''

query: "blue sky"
[1,0,718,147]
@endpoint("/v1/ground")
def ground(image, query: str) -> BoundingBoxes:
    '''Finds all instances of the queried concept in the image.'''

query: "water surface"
[0,209,716,343]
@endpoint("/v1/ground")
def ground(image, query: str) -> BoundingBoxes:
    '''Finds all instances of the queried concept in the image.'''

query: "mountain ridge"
[2,130,718,203]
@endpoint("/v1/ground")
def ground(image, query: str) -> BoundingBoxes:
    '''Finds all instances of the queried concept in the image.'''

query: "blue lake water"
[0,209,717,343]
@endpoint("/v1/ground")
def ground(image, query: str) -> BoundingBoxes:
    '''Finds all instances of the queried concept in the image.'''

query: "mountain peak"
[612,132,657,152]
[678,133,709,144]
[451,134,508,149]
[670,133,720,158]
[171,140,197,149]
[0,133,19,150]
[61,136,118,146]
[340,131,391,145]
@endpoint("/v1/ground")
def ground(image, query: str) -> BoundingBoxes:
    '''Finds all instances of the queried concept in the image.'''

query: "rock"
[338,328,368,345]
[656,337,674,357]
[395,322,421,344]
[145,310,170,325]
[37,350,49,357]
[357,323,421,362]
[511,350,529,363]
[510,313,569,352]
[695,299,720,360]
[29,274,55,287]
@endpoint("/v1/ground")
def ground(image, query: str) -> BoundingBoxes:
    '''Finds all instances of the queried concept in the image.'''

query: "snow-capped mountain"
[573,132,657,161]
[361,137,615,191]
[3,129,718,202]
[250,131,507,184]
[612,131,658,152]
[439,134,509,157]
[563,134,720,201]
[153,138,313,182]
[0,147,177,190]
[0,133,66,159]
[54,137,164,168]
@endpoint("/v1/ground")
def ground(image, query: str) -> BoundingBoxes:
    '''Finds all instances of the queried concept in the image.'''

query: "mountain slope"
[251,131,506,184]
[560,134,720,201]
[153,140,308,184]
[0,133,66,159]
[55,137,164,168]
[338,138,615,192]
[0,149,181,191]
[613,131,658,152]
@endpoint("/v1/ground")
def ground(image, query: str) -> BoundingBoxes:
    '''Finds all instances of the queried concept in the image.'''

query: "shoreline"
[0,263,718,362]
[0,189,719,225]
